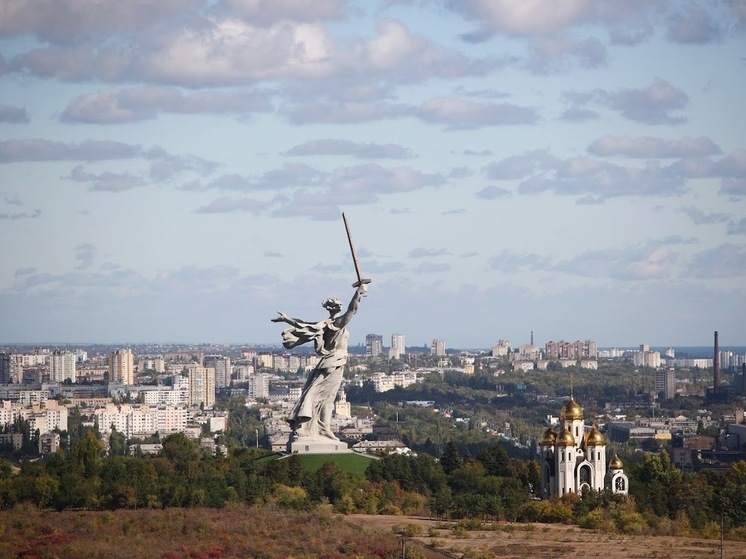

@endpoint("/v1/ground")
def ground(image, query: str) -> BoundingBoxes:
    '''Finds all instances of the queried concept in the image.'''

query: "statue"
[272,213,371,445]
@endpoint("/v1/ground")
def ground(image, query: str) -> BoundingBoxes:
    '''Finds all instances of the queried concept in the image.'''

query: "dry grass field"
[3,504,746,559]
[349,514,746,559]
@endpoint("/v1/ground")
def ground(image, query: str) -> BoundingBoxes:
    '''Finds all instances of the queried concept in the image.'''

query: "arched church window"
[579,466,590,484]
[615,477,626,491]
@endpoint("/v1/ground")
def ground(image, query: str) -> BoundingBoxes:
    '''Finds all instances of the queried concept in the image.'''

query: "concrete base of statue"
[287,436,352,454]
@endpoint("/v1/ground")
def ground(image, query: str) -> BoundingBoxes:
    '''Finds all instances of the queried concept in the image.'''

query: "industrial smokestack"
[714,331,720,390]
[742,363,746,396]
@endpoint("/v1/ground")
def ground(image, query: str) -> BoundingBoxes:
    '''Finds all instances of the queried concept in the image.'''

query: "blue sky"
[1,0,745,349]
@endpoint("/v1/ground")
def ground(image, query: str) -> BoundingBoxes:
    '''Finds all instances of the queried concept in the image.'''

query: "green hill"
[291,452,378,478]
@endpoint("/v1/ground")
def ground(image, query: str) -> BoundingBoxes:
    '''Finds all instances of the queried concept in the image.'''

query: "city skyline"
[1,2,745,348]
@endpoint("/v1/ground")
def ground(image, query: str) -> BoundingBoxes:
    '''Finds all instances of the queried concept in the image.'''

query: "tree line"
[2,426,746,540]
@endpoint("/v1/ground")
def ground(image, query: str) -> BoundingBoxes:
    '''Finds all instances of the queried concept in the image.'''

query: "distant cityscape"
[1,330,744,468]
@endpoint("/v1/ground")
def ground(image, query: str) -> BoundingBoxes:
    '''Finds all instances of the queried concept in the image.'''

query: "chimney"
[742,363,746,396]
[714,331,720,390]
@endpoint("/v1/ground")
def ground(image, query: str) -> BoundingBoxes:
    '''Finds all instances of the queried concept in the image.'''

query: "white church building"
[539,393,628,499]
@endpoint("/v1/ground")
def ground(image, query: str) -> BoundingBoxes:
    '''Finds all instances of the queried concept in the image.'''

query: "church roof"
[540,427,557,446]
[555,427,575,447]
[560,396,584,421]
[585,426,605,446]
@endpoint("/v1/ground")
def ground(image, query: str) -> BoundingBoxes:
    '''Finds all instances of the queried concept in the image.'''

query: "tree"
[72,431,104,478]
[440,440,462,474]
[108,426,127,456]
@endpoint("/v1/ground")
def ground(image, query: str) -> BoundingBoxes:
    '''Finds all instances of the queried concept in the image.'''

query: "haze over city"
[1,1,745,348]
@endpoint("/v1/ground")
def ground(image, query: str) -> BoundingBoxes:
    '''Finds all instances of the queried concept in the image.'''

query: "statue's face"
[323,298,342,314]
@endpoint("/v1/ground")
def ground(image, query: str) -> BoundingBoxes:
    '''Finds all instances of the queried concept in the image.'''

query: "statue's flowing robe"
[282,319,349,439]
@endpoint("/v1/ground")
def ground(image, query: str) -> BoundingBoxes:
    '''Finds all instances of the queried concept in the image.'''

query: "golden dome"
[561,397,584,421]
[555,428,575,447]
[586,426,605,446]
[540,427,557,446]
[609,454,624,470]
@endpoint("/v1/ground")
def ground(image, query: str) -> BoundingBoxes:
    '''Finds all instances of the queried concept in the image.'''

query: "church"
[539,393,628,499]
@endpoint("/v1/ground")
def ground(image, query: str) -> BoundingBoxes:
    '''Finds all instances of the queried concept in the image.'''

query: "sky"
[1,0,745,350]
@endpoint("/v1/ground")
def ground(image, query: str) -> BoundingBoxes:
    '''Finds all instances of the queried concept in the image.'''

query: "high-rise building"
[188,366,216,408]
[247,373,270,399]
[204,356,232,388]
[655,368,675,400]
[431,339,446,356]
[0,353,10,384]
[366,334,383,357]
[633,348,661,368]
[109,349,135,385]
[390,333,405,360]
[50,350,76,383]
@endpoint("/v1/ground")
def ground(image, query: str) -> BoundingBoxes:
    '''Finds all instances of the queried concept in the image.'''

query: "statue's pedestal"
[288,437,351,454]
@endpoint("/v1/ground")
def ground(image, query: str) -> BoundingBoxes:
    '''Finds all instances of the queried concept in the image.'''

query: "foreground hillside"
[351,514,746,559]
[0,505,407,559]
[3,505,746,559]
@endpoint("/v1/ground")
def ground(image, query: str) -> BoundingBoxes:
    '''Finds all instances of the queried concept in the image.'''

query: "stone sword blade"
[342,212,372,288]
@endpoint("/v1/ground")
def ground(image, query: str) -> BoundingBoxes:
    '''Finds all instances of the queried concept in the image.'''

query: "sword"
[342,212,372,289]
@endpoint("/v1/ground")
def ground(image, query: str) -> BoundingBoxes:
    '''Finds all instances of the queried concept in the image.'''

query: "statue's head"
[322,297,342,314]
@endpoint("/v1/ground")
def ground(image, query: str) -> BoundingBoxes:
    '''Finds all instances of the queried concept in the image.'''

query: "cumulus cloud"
[203,164,322,192]
[0,0,202,43]
[0,209,42,220]
[212,0,347,25]
[61,86,273,124]
[681,206,730,225]
[416,96,538,129]
[666,150,746,186]
[562,78,689,125]
[447,0,654,40]
[483,150,557,179]
[559,107,599,122]
[525,36,607,73]
[588,135,722,158]
[285,139,415,159]
[74,243,96,270]
[195,162,446,218]
[476,185,512,199]
[0,139,140,163]
[555,242,680,281]
[666,4,721,44]
[518,158,686,201]
[67,165,145,192]
[483,146,746,202]
[599,78,689,125]
[684,243,746,278]
[0,105,30,123]
[196,196,270,214]
[10,13,499,91]
[721,178,746,196]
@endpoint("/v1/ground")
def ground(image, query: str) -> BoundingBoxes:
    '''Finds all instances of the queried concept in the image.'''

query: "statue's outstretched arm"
[271,311,303,327]
[336,284,366,327]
